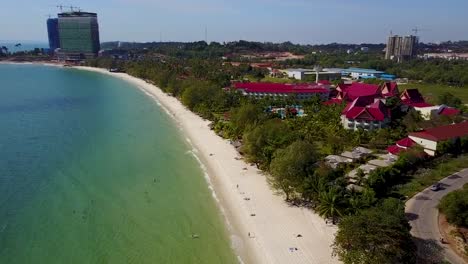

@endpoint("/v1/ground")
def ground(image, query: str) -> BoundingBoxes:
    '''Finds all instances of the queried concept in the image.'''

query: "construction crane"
[56,4,64,12]
[412,27,429,36]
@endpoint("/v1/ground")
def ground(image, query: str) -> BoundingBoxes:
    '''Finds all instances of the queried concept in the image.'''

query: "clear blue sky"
[1,0,467,44]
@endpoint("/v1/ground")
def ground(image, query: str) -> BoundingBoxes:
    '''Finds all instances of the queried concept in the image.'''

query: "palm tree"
[317,188,343,224]
[347,194,364,215]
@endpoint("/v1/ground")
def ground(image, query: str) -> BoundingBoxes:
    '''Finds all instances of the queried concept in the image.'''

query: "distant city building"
[57,11,100,61]
[423,53,468,61]
[385,35,418,62]
[46,18,60,52]
[98,49,130,60]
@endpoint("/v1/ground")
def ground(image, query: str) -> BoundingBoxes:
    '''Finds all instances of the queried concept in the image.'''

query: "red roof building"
[387,145,405,155]
[408,121,468,156]
[396,137,417,148]
[387,137,417,155]
[335,83,382,102]
[400,89,433,108]
[406,103,461,120]
[233,82,330,100]
[380,82,399,97]
[438,106,461,117]
[341,97,391,131]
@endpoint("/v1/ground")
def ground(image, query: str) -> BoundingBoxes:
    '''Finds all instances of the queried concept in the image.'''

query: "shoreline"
[3,62,339,264]
[74,66,340,264]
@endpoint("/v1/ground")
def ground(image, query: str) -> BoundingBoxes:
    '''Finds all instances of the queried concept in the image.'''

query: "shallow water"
[0,64,236,263]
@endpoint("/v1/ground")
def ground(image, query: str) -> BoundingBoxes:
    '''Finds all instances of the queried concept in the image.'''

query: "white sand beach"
[74,66,340,264]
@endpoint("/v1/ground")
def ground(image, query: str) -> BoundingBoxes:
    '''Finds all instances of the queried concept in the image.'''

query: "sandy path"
[74,66,340,264]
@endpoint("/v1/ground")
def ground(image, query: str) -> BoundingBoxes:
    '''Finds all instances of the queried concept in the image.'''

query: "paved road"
[406,168,468,264]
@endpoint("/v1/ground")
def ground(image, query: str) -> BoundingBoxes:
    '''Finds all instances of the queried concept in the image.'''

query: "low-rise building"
[343,68,385,80]
[368,158,396,168]
[414,104,461,120]
[324,155,353,169]
[423,53,468,61]
[408,122,468,156]
[341,97,391,131]
[400,88,431,106]
[326,82,398,105]
[387,137,419,156]
[380,82,400,97]
[283,68,342,81]
[347,164,378,180]
[340,147,373,161]
[400,89,460,119]
[233,82,330,100]
[334,83,382,102]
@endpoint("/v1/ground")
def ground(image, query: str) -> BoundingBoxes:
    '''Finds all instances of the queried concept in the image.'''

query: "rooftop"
[368,159,395,168]
[396,137,416,148]
[58,12,98,17]
[343,97,390,121]
[409,121,468,142]
[387,145,405,155]
[438,107,460,116]
[337,83,382,102]
[285,68,315,72]
[344,68,385,74]
[233,82,329,94]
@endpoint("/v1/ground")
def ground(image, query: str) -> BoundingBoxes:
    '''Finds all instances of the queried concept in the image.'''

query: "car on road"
[430,183,442,191]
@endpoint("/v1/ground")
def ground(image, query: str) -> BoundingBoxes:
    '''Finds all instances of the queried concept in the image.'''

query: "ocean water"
[0,64,236,263]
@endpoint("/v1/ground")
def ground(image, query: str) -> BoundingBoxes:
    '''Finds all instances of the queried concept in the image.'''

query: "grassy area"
[396,154,468,198]
[400,83,468,104]
[261,76,296,83]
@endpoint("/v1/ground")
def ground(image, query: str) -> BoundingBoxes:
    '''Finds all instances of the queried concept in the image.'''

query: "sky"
[1,0,468,44]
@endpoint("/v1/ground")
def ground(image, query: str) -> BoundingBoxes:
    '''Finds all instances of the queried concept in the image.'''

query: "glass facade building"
[57,12,100,60]
[47,18,60,51]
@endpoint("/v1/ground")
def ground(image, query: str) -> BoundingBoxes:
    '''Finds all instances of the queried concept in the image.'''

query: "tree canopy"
[333,198,416,264]
[439,186,468,227]
[269,140,319,200]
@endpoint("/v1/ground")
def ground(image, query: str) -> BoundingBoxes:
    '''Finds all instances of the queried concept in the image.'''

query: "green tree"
[333,198,416,264]
[230,103,263,137]
[242,119,296,168]
[438,92,463,109]
[317,188,344,224]
[269,140,318,201]
[439,188,468,227]
[302,165,344,204]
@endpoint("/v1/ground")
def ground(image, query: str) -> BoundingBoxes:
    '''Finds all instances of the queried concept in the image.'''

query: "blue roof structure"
[344,68,385,74]
[380,74,396,81]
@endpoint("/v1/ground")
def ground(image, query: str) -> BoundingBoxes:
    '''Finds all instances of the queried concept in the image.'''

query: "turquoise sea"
[0,64,236,263]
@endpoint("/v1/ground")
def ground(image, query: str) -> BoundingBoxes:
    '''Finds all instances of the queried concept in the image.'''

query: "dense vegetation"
[439,185,468,227]
[333,198,416,264]
[85,43,467,262]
